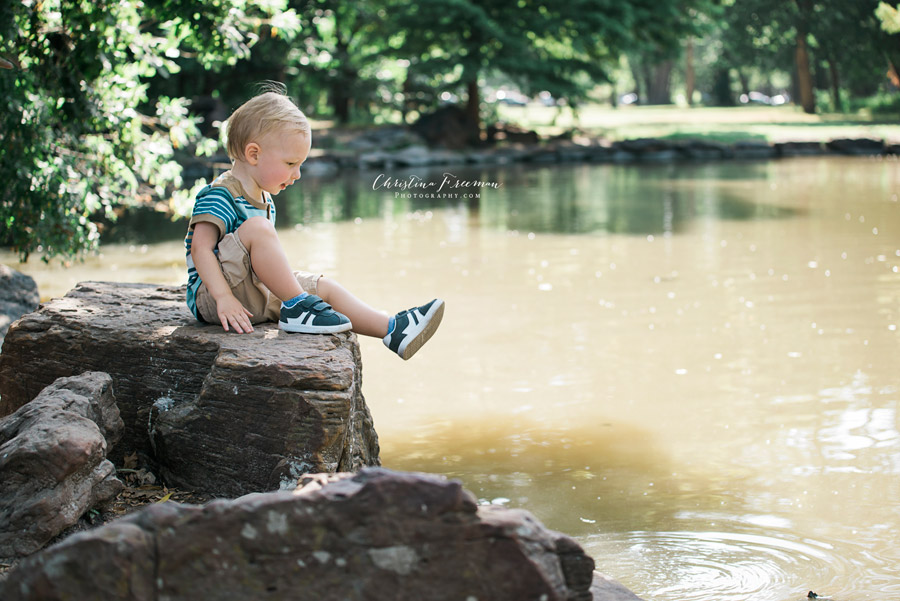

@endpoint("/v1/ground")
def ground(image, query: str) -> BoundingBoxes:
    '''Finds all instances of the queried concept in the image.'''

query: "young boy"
[184,90,443,360]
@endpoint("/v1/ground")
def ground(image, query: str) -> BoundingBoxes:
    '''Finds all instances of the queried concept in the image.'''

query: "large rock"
[0,281,380,497]
[731,140,776,159]
[677,139,731,160]
[825,137,885,155]
[0,372,123,558]
[412,105,479,149]
[775,141,824,156]
[0,468,639,601]
[614,138,679,162]
[0,264,40,349]
[590,573,645,601]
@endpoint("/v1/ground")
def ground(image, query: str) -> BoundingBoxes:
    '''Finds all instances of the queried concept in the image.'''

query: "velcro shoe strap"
[298,295,334,313]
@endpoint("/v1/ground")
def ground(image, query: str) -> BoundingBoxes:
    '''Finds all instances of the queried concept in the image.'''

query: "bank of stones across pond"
[182,134,897,182]
[301,136,897,173]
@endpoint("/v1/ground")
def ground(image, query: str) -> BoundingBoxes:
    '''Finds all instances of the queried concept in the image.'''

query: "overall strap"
[196,183,248,220]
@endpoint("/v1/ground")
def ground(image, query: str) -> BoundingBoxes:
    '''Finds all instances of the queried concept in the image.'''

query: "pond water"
[5,156,900,601]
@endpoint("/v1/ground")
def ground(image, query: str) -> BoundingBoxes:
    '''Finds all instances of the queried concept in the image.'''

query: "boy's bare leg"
[237,217,304,301]
[317,277,390,338]
[236,217,388,337]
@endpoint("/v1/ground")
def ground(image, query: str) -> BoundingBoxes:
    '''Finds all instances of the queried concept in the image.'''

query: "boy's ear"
[244,142,261,164]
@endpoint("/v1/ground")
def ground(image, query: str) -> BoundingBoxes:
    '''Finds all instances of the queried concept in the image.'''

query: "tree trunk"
[737,70,750,96]
[401,72,412,124]
[332,83,351,123]
[712,68,734,106]
[628,58,644,103]
[826,56,841,112]
[642,67,652,105]
[887,56,900,88]
[685,38,695,106]
[794,0,816,114]
[646,61,674,105]
[465,78,482,144]
[795,38,816,114]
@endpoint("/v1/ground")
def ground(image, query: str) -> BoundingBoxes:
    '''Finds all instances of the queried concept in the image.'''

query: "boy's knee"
[238,216,276,239]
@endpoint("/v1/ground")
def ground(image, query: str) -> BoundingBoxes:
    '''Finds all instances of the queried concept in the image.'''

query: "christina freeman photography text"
[372,172,502,199]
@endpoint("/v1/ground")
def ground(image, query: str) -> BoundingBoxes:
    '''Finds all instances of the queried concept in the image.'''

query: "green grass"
[495,103,900,143]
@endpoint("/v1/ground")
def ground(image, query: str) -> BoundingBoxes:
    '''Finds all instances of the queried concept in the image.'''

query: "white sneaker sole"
[397,299,445,360]
[279,321,353,334]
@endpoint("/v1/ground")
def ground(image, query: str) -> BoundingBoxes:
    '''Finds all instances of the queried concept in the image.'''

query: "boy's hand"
[215,295,255,334]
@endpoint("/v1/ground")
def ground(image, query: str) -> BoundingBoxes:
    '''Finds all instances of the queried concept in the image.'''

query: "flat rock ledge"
[0,372,124,558]
[0,281,380,497]
[0,468,644,601]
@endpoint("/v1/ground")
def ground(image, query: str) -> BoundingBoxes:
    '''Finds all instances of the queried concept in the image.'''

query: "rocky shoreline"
[0,274,645,600]
[0,282,379,497]
[0,467,636,601]
[177,120,899,182]
[307,133,897,176]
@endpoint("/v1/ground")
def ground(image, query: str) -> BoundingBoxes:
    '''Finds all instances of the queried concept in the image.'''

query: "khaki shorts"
[195,231,322,324]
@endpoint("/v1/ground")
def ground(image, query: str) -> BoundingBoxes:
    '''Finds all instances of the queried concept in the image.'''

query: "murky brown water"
[5,157,900,600]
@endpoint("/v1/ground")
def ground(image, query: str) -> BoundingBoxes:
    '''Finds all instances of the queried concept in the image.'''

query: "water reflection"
[477,163,798,235]
[382,419,679,532]
[103,161,799,244]
[774,372,900,476]
[382,416,895,601]
[280,162,799,238]
[818,375,900,470]
[7,156,900,601]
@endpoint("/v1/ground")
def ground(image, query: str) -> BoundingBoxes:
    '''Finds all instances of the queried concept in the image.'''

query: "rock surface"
[775,141,825,156]
[223,127,899,180]
[309,125,896,171]
[0,372,124,558]
[0,264,40,349]
[0,281,380,497]
[412,105,479,149]
[825,137,886,155]
[0,468,640,601]
[590,572,645,601]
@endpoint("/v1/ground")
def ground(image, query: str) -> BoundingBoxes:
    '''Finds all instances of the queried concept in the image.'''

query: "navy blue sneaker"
[383,299,444,360]
[279,295,352,333]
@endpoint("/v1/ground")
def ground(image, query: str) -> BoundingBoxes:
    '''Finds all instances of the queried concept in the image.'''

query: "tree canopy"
[1,0,299,261]
[1,0,897,261]
[698,0,895,112]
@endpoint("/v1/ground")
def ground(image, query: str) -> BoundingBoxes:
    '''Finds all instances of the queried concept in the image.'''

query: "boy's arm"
[191,222,254,334]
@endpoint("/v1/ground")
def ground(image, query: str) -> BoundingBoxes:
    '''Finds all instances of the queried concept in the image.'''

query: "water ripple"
[584,530,857,601]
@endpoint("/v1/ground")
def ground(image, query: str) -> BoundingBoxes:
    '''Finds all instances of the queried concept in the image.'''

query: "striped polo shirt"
[184,174,276,320]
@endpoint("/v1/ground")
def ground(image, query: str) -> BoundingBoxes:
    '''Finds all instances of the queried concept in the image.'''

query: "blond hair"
[226,89,310,161]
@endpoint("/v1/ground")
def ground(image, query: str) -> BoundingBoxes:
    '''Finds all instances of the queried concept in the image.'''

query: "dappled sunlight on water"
[5,156,900,601]
[347,158,900,601]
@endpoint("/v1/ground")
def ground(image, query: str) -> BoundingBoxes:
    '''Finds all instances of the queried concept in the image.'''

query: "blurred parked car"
[739,91,789,105]
[493,89,529,106]
[538,91,556,106]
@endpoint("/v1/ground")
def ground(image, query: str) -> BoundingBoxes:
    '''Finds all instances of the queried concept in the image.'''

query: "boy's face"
[249,129,311,196]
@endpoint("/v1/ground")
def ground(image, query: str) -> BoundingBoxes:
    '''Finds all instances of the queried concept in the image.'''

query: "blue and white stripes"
[184,184,275,320]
